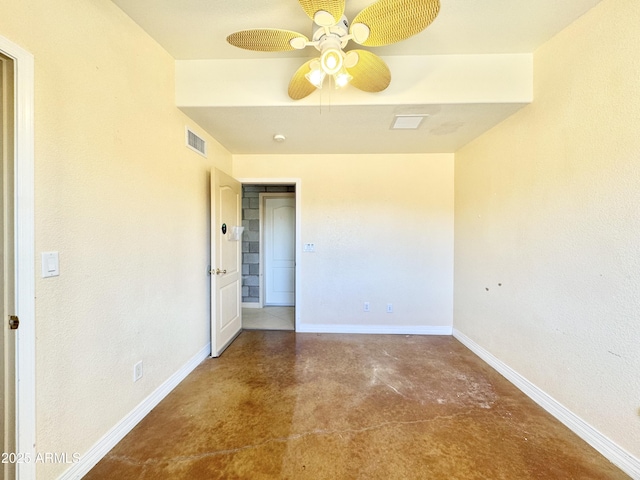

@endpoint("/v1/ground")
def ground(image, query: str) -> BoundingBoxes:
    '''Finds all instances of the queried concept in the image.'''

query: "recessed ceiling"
[111,0,603,154]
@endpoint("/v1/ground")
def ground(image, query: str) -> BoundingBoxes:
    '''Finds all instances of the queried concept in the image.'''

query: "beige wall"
[234,154,454,332]
[2,0,636,476]
[0,0,232,477]
[454,0,640,457]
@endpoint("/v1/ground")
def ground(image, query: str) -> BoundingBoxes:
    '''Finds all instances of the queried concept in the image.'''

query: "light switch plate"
[303,243,315,252]
[41,252,60,278]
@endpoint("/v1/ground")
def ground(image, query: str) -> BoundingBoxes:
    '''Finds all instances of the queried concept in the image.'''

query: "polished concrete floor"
[86,332,629,479]
[242,306,295,331]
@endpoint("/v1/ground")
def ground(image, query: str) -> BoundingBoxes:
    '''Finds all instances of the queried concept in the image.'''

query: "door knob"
[215,268,227,275]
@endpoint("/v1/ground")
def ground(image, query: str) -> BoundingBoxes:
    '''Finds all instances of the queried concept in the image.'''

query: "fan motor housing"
[312,14,349,44]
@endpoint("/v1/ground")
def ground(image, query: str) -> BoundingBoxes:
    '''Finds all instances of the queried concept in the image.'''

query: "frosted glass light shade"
[305,67,326,88]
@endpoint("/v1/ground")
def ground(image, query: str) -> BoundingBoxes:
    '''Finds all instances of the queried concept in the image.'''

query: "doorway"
[0,33,36,480]
[240,183,298,331]
[1,51,16,480]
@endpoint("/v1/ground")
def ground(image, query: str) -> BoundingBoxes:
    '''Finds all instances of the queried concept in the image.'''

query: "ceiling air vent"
[185,127,207,157]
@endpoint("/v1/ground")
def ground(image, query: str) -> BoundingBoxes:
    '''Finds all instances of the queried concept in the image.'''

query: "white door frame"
[237,178,300,330]
[259,192,295,307]
[0,35,36,479]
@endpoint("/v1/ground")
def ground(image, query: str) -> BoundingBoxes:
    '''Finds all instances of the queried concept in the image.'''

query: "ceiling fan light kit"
[305,61,326,88]
[226,0,440,100]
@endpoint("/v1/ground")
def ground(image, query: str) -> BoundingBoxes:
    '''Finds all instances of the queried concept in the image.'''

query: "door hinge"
[9,315,19,330]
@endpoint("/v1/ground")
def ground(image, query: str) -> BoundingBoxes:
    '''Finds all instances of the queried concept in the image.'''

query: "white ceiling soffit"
[111,0,603,154]
[179,103,528,155]
[175,54,532,154]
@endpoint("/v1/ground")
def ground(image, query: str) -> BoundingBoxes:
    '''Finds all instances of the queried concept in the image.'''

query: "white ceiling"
[111,0,603,154]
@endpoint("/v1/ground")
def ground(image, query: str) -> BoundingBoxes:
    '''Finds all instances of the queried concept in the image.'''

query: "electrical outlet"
[386,303,393,313]
[364,302,370,312]
[133,361,143,382]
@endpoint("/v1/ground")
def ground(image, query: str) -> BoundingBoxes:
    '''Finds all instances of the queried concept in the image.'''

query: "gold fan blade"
[346,50,391,93]
[288,60,318,100]
[351,0,440,47]
[226,29,309,52]
[297,0,345,26]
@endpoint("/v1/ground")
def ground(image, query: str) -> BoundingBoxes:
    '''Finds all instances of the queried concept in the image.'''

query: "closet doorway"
[0,51,16,480]
[241,184,297,331]
[0,34,36,480]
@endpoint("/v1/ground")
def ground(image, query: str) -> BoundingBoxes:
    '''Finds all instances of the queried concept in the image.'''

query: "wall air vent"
[185,127,207,157]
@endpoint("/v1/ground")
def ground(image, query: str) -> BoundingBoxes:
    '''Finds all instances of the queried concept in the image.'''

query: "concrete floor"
[86,331,629,479]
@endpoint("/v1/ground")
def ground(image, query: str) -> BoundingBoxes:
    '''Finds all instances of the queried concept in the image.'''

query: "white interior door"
[0,36,36,480]
[0,52,16,480]
[264,195,295,306]
[211,169,242,357]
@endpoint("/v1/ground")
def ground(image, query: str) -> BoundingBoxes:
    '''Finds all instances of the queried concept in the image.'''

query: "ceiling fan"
[226,0,441,100]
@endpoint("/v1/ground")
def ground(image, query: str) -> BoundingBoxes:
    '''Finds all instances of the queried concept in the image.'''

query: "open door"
[211,169,242,357]
[0,51,16,480]
[0,36,35,480]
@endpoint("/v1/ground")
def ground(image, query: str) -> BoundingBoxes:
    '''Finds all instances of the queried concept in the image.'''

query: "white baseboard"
[453,329,640,479]
[296,323,453,335]
[58,343,211,480]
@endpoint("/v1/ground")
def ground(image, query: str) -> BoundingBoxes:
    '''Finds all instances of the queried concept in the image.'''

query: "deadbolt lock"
[9,315,19,330]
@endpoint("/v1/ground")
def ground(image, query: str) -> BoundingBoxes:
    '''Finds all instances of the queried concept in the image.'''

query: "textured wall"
[0,0,231,478]
[454,0,640,458]
[234,154,454,331]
